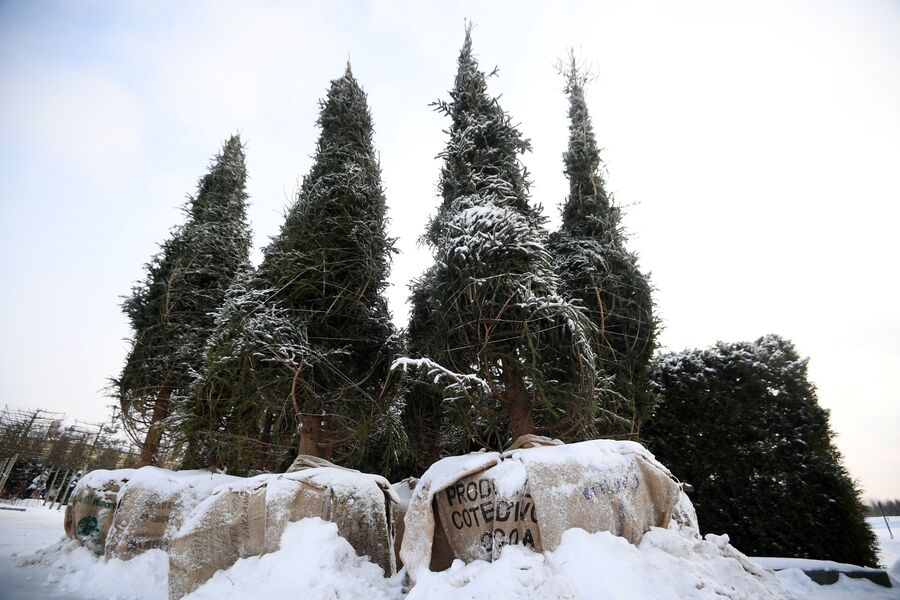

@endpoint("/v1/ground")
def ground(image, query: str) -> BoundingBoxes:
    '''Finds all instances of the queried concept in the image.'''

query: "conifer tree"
[549,57,657,435]
[402,28,599,463]
[180,67,403,475]
[116,136,251,465]
[644,335,879,566]
[177,267,316,472]
[402,279,445,471]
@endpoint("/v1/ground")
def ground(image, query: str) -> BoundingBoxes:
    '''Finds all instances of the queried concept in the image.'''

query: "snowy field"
[1,504,897,600]
[0,505,86,599]
[872,516,900,574]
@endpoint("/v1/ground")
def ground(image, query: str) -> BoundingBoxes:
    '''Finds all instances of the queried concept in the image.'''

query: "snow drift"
[408,526,793,600]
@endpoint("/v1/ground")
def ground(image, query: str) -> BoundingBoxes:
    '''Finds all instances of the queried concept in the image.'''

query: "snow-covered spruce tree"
[115,136,251,465]
[402,273,448,471]
[402,28,599,463]
[182,67,404,476]
[643,335,878,566]
[549,57,657,437]
[177,268,318,472]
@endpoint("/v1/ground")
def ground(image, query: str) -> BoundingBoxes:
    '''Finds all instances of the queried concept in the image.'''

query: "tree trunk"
[424,402,443,468]
[49,469,71,510]
[0,454,17,496]
[320,421,333,461]
[42,468,59,504]
[408,383,444,472]
[501,359,535,441]
[298,414,324,458]
[254,412,276,471]
[139,385,172,466]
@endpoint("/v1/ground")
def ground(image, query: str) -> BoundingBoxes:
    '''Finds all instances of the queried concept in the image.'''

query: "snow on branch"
[391,357,489,393]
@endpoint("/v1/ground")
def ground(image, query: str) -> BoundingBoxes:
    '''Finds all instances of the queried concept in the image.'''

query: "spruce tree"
[177,268,316,472]
[402,27,599,464]
[549,57,657,436]
[116,136,251,465]
[644,335,879,566]
[181,67,403,475]
[402,278,446,472]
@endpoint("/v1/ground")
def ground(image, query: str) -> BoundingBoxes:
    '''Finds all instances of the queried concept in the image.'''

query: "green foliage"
[115,136,251,459]
[424,30,539,247]
[403,28,600,470]
[556,61,620,246]
[549,57,657,436]
[180,68,404,476]
[644,335,879,567]
[1,458,43,498]
[177,270,315,472]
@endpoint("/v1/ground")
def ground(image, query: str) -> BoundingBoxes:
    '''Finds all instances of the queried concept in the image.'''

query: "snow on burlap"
[391,477,418,569]
[285,454,352,472]
[670,489,701,533]
[168,466,398,599]
[105,467,239,560]
[400,438,681,582]
[64,468,137,554]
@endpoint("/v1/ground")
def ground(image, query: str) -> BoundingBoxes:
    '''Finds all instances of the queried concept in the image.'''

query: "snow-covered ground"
[1,503,897,599]
[0,504,85,599]
[871,515,900,575]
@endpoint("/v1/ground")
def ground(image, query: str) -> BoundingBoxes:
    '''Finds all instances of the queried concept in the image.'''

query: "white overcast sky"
[1,0,897,497]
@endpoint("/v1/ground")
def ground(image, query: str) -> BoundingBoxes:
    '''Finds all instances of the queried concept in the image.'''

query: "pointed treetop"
[223,133,242,155]
[313,65,374,157]
[562,49,592,97]
[448,21,490,118]
[425,24,535,245]
[559,55,621,243]
[460,20,474,61]
[190,135,248,222]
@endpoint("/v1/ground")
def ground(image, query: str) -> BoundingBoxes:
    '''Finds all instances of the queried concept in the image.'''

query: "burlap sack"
[268,468,398,573]
[669,489,700,532]
[64,469,137,555]
[432,461,541,567]
[168,467,398,599]
[508,434,563,450]
[400,438,681,582]
[390,478,418,570]
[63,501,74,538]
[104,467,239,560]
[168,476,268,599]
[285,454,349,472]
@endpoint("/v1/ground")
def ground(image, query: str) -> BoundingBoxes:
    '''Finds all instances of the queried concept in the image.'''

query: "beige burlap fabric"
[168,466,398,599]
[400,437,681,583]
[104,467,238,560]
[64,469,136,555]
